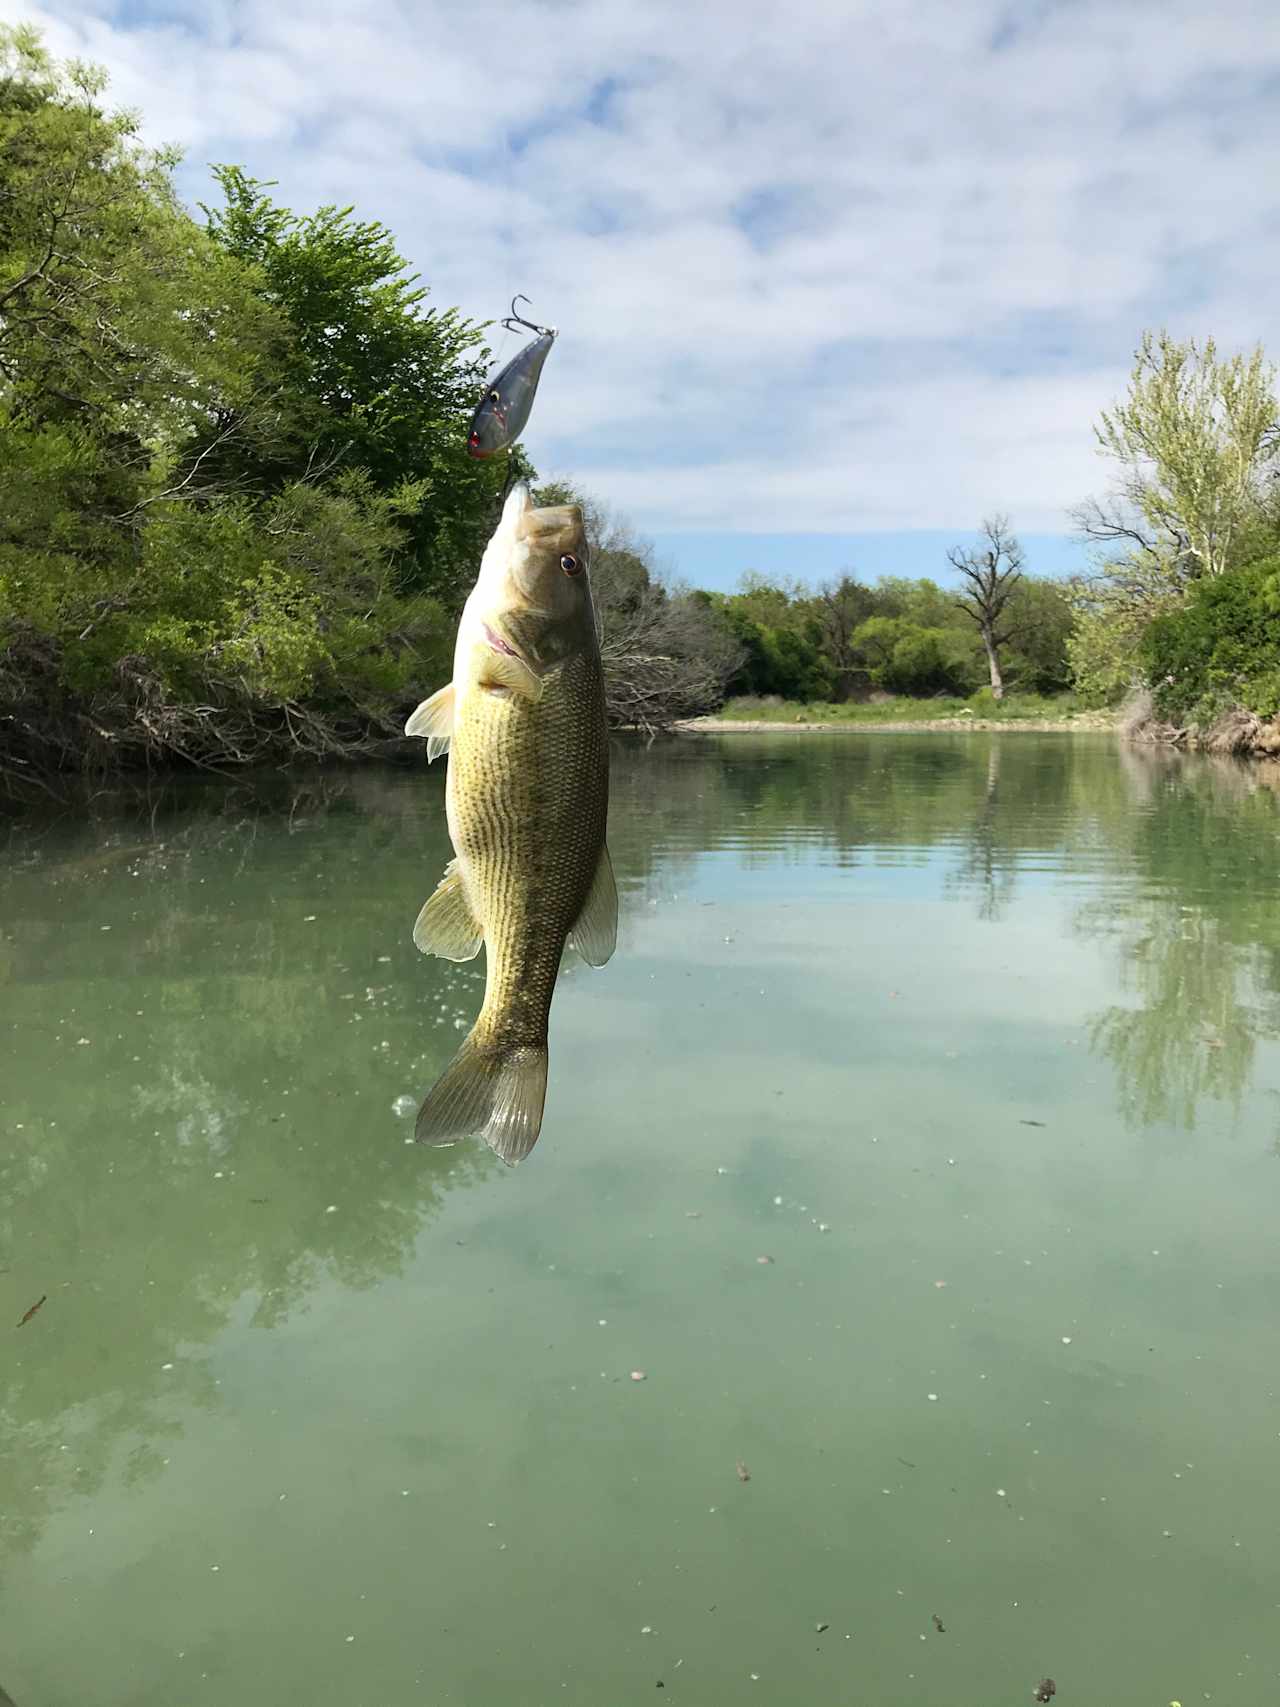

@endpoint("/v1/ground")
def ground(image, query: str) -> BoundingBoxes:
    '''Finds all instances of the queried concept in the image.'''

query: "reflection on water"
[2,735,1279,1706]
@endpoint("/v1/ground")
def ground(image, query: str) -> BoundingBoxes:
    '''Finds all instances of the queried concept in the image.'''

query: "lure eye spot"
[560,554,581,576]
[489,390,501,404]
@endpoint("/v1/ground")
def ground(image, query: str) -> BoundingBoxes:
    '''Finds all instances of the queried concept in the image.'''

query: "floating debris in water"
[736,1460,751,1482]
[1032,1680,1056,1702]
[631,1371,647,1382]
[932,1613,946,1633]
[17,1295,46,1327]
[1020,1119,1046,1128]
[756,1255,774,1265]
[392,1094,417,1118]
[815,1622,829,1633]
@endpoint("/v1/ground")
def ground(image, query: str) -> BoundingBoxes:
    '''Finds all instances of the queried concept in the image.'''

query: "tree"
[814,575,876,700]
[1001,578,1075,694]
[202,168,509,597]
[947,516,1024,699]
[1079,329,1278,580]
[0,28,516,784]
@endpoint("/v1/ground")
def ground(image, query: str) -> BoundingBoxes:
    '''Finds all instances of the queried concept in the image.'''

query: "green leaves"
[0,31,510,775]
[1141,555,1280,723]
[1095,331,1277,579]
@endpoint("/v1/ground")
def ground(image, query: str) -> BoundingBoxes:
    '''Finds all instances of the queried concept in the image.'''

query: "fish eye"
[560,553,581,576]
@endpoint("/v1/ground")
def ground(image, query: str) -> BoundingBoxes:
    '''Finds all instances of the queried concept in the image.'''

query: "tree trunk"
[982,627,1004,699]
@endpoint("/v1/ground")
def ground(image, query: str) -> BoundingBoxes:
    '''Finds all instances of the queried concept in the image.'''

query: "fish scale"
[454,649,608,1053]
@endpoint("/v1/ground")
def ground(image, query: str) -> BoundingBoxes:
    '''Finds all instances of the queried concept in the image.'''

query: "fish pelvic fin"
[404,683,454,762]
[568,843,618,968]
[413,859,483,961]
[415,1034,549,1165]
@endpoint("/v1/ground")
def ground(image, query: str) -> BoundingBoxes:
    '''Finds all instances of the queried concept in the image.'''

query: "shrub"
[1141,557,1280,723]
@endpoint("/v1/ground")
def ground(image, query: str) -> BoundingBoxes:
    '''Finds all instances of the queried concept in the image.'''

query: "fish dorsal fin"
[413,859,483,961]
[478,648,541,703]
[405,683,455,762]
[569,844,618,968]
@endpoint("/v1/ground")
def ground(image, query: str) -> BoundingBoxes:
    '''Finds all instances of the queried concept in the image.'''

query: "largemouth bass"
[405,482,615,1163]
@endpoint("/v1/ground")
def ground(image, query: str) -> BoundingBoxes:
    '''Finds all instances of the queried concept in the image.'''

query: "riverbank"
[682,717,1113,734]
[1122,695,1280,759]
[681,701,1116,735]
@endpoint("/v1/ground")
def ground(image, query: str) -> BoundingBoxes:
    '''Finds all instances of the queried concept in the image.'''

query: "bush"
[1141,556,1280,722]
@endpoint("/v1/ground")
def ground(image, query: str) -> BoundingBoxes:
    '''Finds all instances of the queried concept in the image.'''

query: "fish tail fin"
[415,1032,548,1166]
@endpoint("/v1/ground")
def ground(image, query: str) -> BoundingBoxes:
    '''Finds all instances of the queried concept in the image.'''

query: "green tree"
[1082,330,1278,579]
[201,167,510,595]
[1001,577,1074,694]
[814,575,877,699]
[1068,331,1280,705]
[0,29,549,786]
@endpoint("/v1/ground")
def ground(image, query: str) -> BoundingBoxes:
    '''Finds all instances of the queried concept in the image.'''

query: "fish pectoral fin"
[479,649,542,702]
[413,859,484,961]
[404,683,455,762]
[569,843,618,968]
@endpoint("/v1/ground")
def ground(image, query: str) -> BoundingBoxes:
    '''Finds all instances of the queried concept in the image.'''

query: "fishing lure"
[467,297,557,459]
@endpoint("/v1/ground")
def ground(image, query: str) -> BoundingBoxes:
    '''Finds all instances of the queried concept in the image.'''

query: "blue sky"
[20,0,1280,593]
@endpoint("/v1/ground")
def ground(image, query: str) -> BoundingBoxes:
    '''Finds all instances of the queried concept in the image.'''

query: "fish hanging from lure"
[467,297,557,459]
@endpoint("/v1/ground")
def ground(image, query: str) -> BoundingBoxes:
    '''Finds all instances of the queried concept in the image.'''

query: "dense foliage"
[707,569,1074,703]
[1141,556,1280,724]
[0,26,507,781]
[1069,330,1280,721]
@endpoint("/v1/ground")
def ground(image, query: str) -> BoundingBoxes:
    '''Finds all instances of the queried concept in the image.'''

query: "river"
[3,733,1279,1704]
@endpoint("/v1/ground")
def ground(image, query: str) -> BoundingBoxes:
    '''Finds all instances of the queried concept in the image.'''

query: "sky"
[16,0,1280,590]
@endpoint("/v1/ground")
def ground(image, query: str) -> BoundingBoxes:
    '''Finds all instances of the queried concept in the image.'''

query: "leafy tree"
[850,615,972,696]
[202,167,510,595]
[1001,577,1074,693]
[1068,331,1280,706]
[1080,330,1278,579]
[814,575,877,699]
[0,29,516,784]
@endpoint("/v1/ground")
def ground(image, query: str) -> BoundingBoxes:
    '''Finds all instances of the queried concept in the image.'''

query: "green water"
[3,734,1279,1707]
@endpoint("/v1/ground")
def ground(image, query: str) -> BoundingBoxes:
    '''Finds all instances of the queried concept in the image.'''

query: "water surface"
[3,734,1279,1705]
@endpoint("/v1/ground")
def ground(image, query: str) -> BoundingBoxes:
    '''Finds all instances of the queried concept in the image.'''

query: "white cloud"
[16,0,1280,535]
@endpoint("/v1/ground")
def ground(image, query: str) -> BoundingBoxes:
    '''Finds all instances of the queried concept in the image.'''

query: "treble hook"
[501,294,557,339]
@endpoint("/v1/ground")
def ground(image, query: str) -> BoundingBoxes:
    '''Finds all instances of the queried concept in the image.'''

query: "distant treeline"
[3,24,1279,790]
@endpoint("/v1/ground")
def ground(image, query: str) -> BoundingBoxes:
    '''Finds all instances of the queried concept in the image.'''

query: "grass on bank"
[709,691,1093,724]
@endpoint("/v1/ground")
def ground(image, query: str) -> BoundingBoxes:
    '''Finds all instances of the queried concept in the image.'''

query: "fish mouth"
[482,621,522,661]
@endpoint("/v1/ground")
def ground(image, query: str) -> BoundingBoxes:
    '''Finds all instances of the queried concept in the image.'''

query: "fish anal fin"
[413,859,483,961]
[405,683,455,762]
[569,844,618,968]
